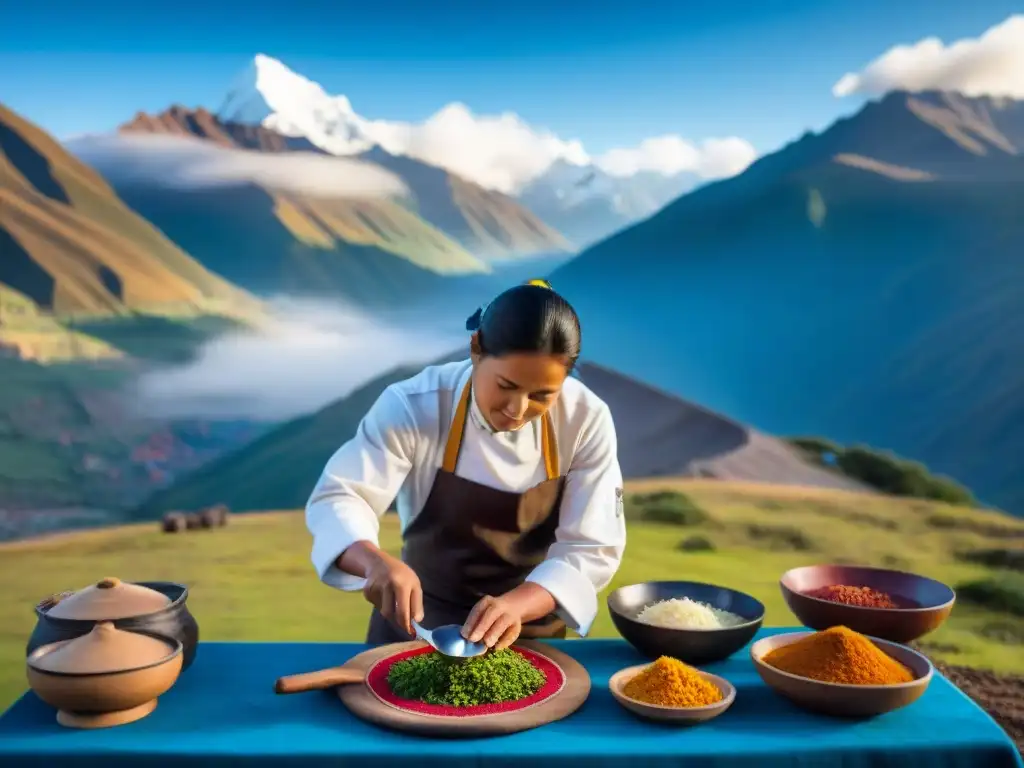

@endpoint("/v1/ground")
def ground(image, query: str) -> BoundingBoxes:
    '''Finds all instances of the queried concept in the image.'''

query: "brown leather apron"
[366,377,568,644]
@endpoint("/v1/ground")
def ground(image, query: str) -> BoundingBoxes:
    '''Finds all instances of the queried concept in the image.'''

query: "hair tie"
[525,278,553,289]
[465,307,483,331]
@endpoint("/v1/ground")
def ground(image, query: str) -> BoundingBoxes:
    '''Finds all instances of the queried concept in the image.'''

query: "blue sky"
[1,0,1018,155]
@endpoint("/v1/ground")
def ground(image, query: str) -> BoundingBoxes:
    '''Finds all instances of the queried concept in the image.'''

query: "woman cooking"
[305,280,626,650]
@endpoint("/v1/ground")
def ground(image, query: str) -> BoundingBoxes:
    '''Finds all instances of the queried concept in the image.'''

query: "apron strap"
[541,410,559,479]
[442,378,559,480]
[441,379,473,474]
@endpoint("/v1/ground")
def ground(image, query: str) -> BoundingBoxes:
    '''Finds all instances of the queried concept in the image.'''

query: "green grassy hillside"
[0,103,259,321]
[3,480,1022,713]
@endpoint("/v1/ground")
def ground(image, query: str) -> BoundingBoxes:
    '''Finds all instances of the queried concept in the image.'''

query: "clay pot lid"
[29,622,178,675]
[45,577,171,620]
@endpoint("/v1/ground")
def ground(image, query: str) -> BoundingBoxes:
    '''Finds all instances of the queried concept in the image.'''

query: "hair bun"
[465,307,483,331]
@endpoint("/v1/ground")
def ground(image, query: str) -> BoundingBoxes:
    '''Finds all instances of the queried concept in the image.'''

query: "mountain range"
[0,104,274,533]
[118,104,572,262]
[550,90,1024,515]
[517,159,700,247]
[47,55,720,309]
[68,105,568,308]
[216,54,698,247]
[0,105,258,319]
[0,104,262,360]
[3,76,1023,531]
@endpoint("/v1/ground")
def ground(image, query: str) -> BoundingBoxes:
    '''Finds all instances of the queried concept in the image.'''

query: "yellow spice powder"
[763,626,914,685]
[622,656,724,707]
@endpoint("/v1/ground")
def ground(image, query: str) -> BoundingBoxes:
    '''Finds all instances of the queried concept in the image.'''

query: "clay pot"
[27,621,183,729]
[161,512,187,533]
[27,578,200,672]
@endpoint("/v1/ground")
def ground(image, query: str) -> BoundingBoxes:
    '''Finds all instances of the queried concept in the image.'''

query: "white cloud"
[64,133,407,199]
[237,54,758,194]
[833,15,1024,99]
[133,297,463,421]
[365,105,757,193]
[595,135,758,179]
[366,103,591,194]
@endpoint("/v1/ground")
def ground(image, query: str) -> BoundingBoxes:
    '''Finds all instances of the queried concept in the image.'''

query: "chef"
[305,279,626,649]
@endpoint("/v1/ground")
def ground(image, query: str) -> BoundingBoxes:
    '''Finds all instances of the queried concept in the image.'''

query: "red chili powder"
[806,584,914,609]
[366,645,565,717]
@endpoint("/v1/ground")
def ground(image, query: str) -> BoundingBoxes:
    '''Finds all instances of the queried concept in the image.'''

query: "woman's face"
[471,351,569,432]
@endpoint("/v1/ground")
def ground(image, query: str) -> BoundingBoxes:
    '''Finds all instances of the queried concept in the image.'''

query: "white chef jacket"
[305,359,626,636]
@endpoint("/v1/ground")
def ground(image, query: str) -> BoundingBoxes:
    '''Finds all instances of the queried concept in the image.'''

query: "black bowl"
[27,581,200,671]
[608,581,765,664]
[780,564,955,643]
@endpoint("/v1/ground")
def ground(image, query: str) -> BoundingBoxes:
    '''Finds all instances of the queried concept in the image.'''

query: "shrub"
[745,524,814,552]
[630,491,709,526]
[881,554,907,569]
[677,535,715,552]
[925,514,1024,539]
[787,436,842,458]
[956,548,1024,572]
[913,640,962,655]
[787,437,976,506]
[978,621,1024,644]
[837,445,974,505]
[955,576,1024,618]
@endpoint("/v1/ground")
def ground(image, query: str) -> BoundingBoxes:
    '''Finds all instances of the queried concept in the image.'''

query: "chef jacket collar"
[469,387,497,434]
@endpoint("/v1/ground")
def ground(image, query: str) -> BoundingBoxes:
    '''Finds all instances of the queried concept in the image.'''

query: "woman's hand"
[362,549,424,636]
[462,595,523,650]
[337,542,424,635]
[463,583,558,650]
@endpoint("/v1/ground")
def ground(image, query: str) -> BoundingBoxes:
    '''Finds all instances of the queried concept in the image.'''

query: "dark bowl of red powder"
[780,564,955,644]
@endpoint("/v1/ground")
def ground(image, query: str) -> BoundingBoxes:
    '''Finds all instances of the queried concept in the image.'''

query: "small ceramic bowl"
[750,631,934,718]
[608,581,765,664]
[780,564,955,643]
[27,622,184,729]
[609,663,736,724]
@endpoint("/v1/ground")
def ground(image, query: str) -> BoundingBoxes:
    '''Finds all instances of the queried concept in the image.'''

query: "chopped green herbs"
[387,649,546,706]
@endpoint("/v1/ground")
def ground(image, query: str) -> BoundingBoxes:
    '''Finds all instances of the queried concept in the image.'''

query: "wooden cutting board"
[337,639,591,737]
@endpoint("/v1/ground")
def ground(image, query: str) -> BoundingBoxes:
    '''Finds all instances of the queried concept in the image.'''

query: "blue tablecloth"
[0,628,1020,767]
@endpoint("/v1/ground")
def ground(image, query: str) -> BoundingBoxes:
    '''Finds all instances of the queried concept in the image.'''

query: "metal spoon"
[412,620,487,658]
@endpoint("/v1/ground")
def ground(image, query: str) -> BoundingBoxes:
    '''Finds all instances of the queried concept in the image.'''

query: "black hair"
[465,281,582,369]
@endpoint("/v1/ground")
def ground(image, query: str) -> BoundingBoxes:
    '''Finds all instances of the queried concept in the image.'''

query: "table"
[1,628,1021,767]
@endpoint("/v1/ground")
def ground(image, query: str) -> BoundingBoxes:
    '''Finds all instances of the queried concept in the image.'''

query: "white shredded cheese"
[635,597,745,629]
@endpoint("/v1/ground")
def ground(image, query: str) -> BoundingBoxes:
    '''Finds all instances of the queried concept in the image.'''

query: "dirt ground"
[934,660,1024,756]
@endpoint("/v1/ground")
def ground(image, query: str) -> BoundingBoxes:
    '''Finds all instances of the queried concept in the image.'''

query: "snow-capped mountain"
[518,160,701,247]
[218,54,377,155]
[216,54,752,249]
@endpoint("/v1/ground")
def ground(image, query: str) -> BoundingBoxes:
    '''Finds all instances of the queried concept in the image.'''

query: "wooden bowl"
[609,663,736,724]
[750,631,934,718]
[608,581,764,664]
[780,564,955,643]
[27,626,184,729]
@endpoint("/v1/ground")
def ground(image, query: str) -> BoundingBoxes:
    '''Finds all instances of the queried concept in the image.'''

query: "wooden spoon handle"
[274,666,365,694]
